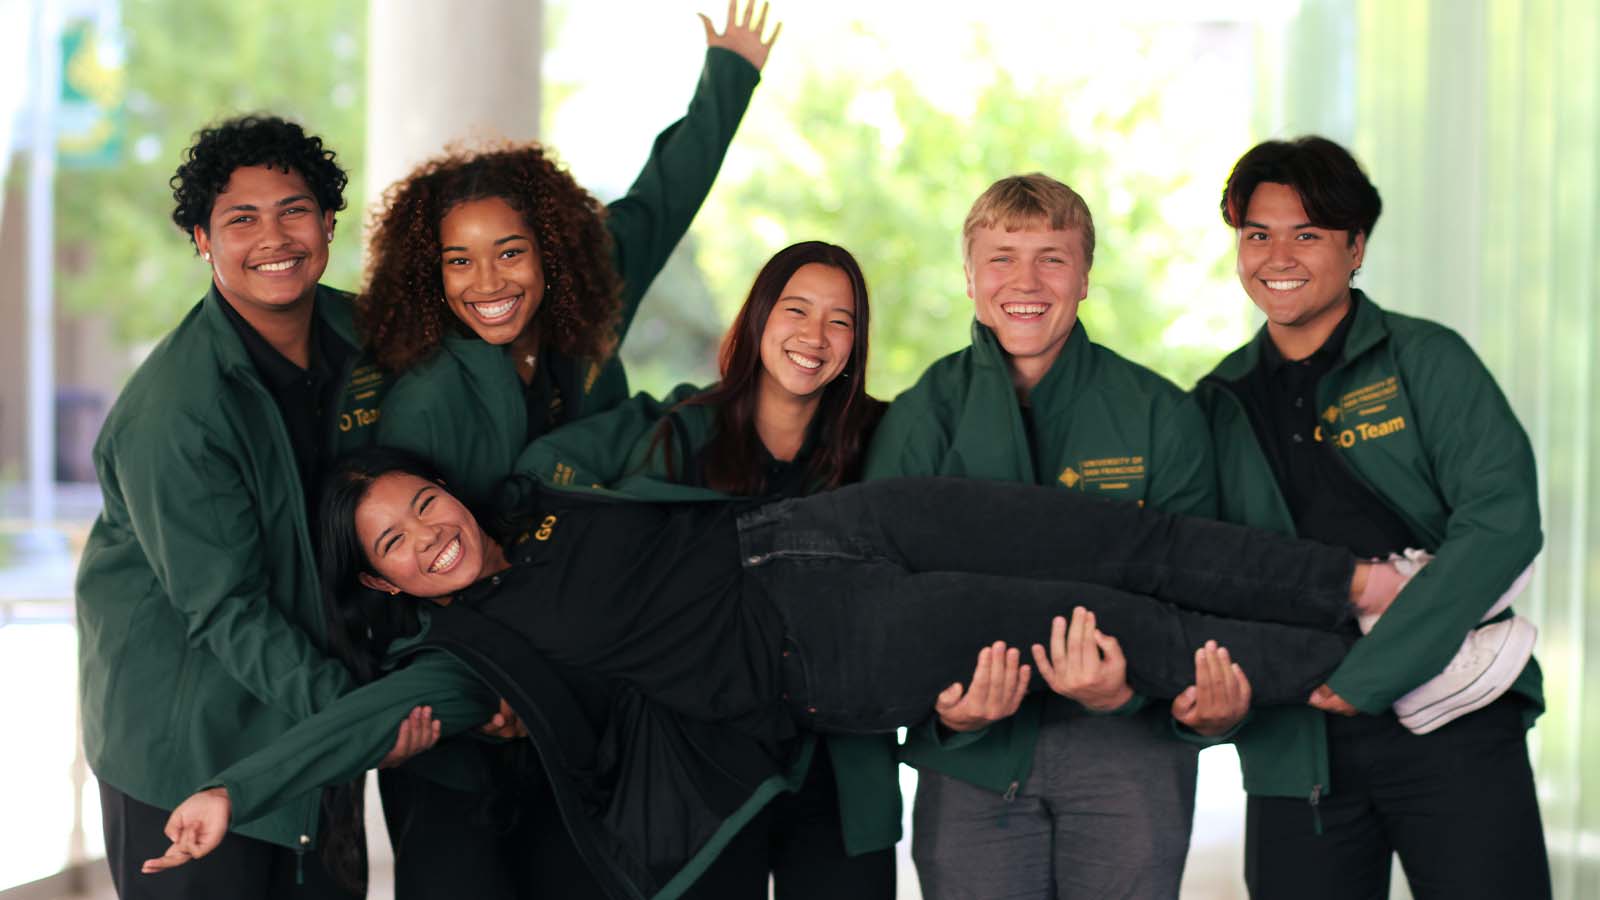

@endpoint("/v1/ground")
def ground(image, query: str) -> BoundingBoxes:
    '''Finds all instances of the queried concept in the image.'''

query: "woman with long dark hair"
[520,240,894,896]
[141,446,1414,900]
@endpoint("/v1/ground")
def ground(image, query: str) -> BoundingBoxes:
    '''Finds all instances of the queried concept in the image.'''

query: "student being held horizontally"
[864,173,1232,899]
[365,0,779,510]
[141,444,1420,899]
[1195,136,1549,899]
[74,116,442,899]
[521,241,896,898]
[354,6,777,896]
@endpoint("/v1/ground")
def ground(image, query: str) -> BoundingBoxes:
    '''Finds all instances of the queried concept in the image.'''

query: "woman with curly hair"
[358,5,780,897]
[366,3,779,512]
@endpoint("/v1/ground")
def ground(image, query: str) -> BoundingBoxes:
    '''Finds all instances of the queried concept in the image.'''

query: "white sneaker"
[1393,615,1537,735]
[1358,553,1534,634]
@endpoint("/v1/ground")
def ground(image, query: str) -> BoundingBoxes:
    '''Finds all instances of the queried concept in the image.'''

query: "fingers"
[765,19,782,48]
[934,681,965,714]
[725,0,738,30]
[698,12,717,42]
[753,1,769,35]
[141,843,194,874]
[741,0,758,29]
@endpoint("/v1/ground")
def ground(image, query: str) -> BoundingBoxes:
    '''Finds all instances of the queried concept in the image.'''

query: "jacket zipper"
[1308,783,1324,836]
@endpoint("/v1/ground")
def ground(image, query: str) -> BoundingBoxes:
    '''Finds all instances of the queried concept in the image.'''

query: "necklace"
[523,353,536,368]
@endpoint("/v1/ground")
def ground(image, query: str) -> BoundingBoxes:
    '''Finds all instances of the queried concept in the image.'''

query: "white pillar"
[365,0,543,206]
[27,0,59,526]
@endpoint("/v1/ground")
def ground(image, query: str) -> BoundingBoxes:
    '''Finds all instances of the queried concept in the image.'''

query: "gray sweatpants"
[911,703,1198,900]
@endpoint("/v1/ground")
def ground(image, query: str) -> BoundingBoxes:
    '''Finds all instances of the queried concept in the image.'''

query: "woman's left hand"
[700,0,781,71]
[140,788,231,874]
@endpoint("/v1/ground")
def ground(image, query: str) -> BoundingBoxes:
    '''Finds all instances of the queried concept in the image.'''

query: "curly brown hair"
[358,142,622,373]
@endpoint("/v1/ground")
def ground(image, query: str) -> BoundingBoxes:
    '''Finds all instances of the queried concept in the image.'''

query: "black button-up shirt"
[218,296,353,523]
[1238,299,1419,560]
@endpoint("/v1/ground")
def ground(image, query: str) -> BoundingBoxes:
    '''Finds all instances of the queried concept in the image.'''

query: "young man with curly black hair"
[76,115,435,898]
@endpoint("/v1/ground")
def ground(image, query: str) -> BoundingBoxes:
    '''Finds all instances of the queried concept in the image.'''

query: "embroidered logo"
[1058,466,1081,488]
[534,515,557,541]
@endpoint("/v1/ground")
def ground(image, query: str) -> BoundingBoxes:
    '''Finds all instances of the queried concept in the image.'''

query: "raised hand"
[140,787,231,874]
[1031,607,1134,712]
[1170,641,1252,736]
[699,0,781,71]
[934,641,1032,733]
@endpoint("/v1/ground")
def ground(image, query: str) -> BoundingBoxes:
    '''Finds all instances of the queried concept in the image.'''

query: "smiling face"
[354,472,493,598]
[438,196,547,344]
[965,222,1090,393]
[1236,182,1366,356]
[757,263,857,405]
[193,165,333,316]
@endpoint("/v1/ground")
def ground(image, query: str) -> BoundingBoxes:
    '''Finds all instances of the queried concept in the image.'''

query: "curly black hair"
[170,114,349,250]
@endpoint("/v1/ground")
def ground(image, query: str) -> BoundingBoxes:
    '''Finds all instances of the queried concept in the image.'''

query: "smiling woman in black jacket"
[140,447,1402,900]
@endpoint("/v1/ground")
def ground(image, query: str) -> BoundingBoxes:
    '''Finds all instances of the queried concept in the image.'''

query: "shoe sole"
[1395,617,1537,735]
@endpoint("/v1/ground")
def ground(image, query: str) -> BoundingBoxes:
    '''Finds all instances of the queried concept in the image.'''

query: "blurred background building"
[1,0,1596,897]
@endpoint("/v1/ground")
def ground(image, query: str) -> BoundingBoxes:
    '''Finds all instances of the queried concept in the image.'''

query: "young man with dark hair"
[1195,136,1550,898]
[76,115,431,898]
[865,173,1247,899]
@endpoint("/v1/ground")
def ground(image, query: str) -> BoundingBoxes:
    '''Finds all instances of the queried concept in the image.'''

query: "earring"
[326,232,334,242]
[202,252,211,261]
[388,589,400,596]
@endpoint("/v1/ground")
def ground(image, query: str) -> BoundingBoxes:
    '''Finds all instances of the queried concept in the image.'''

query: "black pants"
[737,477,1358,731]
[378,744,602,900]
[1244,696,1550,900]
[100,779,358,900]
[683,748,896,899]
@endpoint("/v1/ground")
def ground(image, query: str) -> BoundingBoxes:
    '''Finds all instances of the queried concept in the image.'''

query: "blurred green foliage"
[55,0,368,344]
[650,62,1234,402]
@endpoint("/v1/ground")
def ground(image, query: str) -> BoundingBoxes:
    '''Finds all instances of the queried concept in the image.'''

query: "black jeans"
[1244,696,1550,900]
[99,780,358,900]
[737,478,1357,732]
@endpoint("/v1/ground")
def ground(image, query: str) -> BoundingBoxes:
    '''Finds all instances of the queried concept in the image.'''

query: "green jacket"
[864,322,1218,794]
[76,286,387,848]
[377,47,760,511]
[1192,291,1544,800]
[519,387,905,856]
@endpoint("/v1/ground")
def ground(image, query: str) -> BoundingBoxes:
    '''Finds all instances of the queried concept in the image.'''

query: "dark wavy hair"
[358,143,622,373]
[1221,136,1383,243]
[170,114,348,250]
[663,241,881,496]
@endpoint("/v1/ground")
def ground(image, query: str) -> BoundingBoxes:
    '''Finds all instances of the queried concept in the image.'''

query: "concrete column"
[365,0,543,205]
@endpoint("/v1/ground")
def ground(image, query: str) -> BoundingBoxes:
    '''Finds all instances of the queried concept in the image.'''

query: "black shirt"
[1236,298,1419,560]
[218,295,353,521]
[460,495,793,746]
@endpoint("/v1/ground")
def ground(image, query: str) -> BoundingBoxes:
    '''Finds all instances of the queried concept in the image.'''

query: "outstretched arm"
[605,3,772,336]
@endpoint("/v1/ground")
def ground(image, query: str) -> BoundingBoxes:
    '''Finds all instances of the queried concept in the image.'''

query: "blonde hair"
[962,173,1095,267]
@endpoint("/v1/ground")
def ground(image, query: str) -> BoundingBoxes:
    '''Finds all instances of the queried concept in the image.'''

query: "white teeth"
[471,297,519,319]
[1003,303,1048,316]
[428,537,461,573]
[786,350,822,370]
[255,259,299,272]
[1265,279,1307,291]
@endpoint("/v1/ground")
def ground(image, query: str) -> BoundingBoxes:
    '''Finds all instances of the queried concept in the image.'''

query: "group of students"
[75,5,1552,899]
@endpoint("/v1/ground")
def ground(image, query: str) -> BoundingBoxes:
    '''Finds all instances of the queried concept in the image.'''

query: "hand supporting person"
[1030,607,1136,711]
[1170,641,1253,736]
[700,0,781,70]
[935,641,1032,732]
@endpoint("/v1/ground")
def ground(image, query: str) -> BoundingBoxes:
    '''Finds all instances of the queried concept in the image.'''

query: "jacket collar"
[968,318,1095,411]
[201,283,359,379]
[1206,290,1390,383]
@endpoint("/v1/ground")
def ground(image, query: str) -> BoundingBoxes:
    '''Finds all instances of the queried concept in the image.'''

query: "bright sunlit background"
[2,0,1597,897]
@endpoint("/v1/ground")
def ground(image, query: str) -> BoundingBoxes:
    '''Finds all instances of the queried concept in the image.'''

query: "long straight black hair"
[660,240,880,495]
[313,446,460,891]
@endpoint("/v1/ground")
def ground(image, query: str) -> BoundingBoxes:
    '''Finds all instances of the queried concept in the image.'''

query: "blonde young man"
[865,174,1245,898]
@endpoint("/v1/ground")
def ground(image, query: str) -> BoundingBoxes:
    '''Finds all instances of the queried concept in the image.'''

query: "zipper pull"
[1308,784,1324,837]
[296,834,310,886]
[1004,781,1020,802]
